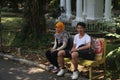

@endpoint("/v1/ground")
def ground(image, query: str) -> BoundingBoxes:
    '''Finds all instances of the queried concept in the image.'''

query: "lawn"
[1,17,23,47]
[1,17,24,30]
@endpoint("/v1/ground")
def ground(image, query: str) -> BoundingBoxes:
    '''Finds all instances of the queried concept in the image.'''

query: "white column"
[104,0,112,19]
[58,0,66,22]
[86,0,104,20]
[76,0,83,21]
[60,0,65,8]
[86,0,95,20]
[66,0,72,19]
[83,0,87,17]
[72,0,83,27]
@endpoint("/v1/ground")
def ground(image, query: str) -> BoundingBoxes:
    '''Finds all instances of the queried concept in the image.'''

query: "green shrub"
[2,7,14,12]
[106,47,120,79]
[1,17,24,30]
[106,33,120,38]
[11,33,54,48]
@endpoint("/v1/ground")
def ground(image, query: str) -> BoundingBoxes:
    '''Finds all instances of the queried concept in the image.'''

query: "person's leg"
[57,50,68,76]
[71,52,79,79]
[57,50,66,68]
[45,50,54,70]
[71,52,79,71]
[45,50,52,64]
[51,51,59,68]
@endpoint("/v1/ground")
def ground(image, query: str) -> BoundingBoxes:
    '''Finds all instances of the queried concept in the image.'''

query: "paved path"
[0,58,67,80]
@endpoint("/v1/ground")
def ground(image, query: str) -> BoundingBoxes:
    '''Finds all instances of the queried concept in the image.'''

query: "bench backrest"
[98,38,107,63]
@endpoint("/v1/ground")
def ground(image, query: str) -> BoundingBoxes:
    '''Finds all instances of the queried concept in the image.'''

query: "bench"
[64,38,107,80]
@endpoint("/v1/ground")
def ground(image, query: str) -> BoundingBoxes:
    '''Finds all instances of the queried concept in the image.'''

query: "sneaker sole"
[57,73,65,77]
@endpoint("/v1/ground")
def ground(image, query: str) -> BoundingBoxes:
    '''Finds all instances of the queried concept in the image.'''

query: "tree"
[13,0,47,47]
[112,0,120,10]
[1,0,24,12]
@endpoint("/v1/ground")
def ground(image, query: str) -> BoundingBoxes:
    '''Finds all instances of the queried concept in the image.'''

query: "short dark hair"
[76,22,86,28]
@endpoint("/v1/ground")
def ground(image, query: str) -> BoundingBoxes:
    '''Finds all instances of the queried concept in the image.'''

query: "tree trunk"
[23,0,46,40]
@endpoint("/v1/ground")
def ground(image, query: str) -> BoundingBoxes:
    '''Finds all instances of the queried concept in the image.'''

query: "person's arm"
[77,42,91,51]
[70,44,77,53]
[71,44,76,50]
[52,38,57,49]
[56,32,69,50]
[56,42,67,51]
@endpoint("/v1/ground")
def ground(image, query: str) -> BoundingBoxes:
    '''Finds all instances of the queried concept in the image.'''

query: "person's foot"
[71,70,79,80]
[51,66,59,73]
[45,64,54,71]
[57,68,66,77]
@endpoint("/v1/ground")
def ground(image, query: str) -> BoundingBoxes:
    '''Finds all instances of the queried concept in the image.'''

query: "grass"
[2,31,16,46]
[1,17,24,30]
[1,17,23,47]
[1,17,54,48]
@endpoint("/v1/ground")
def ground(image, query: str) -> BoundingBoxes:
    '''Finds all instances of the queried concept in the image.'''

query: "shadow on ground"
[0,58,66,80]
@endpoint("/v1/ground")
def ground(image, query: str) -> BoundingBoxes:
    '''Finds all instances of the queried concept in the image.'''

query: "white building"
[58,0,112,26]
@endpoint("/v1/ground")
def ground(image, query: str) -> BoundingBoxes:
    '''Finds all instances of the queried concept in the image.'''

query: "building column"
[60,0,65,9]
[83,0,87,21]
[75,0,83,21]
[86,0,104,20]
[104,0,112,20]
[66,0,72,20]
[72,0,83,27]
[58,0,66,22]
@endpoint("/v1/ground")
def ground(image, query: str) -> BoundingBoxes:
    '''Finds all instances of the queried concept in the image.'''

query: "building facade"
[58,0,112,26]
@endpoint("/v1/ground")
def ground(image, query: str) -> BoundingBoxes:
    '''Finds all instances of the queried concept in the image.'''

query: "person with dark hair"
[57,22,95,79]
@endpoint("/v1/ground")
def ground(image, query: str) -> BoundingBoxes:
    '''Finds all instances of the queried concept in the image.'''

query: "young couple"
[45,22,95,80]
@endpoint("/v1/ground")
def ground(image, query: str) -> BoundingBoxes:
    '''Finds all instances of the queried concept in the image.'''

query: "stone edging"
[0,53,46,69]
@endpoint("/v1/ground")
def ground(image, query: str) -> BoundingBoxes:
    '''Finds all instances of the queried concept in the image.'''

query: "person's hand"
[70,49,78,53]
[51,48,57,53]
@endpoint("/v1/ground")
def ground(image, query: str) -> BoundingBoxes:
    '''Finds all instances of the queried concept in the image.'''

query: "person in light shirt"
[57,22,95,80]
[45,22,70,73]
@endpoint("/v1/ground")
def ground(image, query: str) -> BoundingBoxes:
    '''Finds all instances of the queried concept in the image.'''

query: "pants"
[65,48,95,60]
[77,49,95,60]
[45,50,59,68]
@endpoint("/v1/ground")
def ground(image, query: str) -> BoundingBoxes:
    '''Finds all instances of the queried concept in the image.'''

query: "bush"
[106,47,120,79]
[2,7,14,12]
[47,0,60,18]
[116,27,120,34]
[11,33,54,48]
[1,17,24,30]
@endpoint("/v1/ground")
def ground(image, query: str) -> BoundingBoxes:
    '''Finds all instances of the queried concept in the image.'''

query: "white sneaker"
[45,64,54,71]
[57,69,66,77]
[71,71,79,80]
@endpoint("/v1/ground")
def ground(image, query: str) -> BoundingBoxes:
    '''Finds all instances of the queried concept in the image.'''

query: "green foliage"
[11,33,54,48]
[1,7,14,12]
[97,18,120,34]
[1,0,25,12]
[106,47,120,78]
[106,43,120,54]
[48,0,60,18]
[105,33,120,40]
[1,17,24,47]
[113,18,120,34]
[2,31,16,46]
[1,17,24,30]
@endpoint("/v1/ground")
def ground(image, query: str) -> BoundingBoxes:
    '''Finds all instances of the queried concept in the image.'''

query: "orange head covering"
[55,22,65,31]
